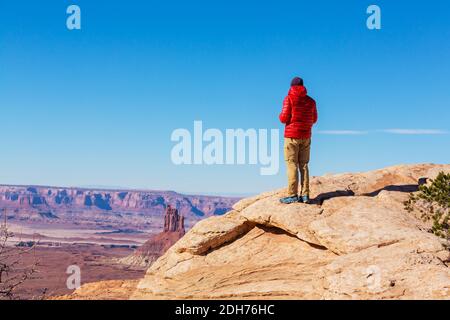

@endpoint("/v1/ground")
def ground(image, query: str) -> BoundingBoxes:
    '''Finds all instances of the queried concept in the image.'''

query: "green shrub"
[404,172,450,240]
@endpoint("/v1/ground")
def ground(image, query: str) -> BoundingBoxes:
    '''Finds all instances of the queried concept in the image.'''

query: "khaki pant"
[284,138,311,197]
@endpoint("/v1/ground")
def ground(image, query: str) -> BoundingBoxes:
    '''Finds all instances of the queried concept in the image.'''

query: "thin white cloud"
[316,129,449,135]
[381,129,449,135]
[317,130,369,135]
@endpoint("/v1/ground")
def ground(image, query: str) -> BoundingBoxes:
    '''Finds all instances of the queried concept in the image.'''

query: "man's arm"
[279,96,292,124]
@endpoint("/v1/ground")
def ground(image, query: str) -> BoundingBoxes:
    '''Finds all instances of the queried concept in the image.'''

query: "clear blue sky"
[1,0,449,195]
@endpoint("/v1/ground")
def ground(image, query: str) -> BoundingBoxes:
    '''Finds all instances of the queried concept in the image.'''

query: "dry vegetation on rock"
[0,210,39,300]
[404,172,450,242]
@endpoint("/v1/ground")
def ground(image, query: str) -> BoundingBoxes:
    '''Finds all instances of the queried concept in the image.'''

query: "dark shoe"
[301,195,310,204]
[279,196,299,204]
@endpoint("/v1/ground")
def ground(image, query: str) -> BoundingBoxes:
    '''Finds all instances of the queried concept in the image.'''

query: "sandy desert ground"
[6,243,146,299]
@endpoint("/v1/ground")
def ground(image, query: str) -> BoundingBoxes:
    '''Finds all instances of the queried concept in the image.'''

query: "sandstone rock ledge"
[64,164,450,300]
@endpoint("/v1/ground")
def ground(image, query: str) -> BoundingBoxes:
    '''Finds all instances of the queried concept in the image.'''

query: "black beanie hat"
[291,77,304,86]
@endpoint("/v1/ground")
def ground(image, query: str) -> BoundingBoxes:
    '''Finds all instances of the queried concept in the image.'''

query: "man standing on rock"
[279,77,318,204]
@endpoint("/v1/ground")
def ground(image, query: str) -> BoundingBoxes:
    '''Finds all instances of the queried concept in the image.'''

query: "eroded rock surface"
[65,164,450,300]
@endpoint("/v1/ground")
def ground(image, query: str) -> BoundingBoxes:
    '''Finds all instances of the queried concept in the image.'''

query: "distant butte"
[164,205,185,234]
[119,205,186,268]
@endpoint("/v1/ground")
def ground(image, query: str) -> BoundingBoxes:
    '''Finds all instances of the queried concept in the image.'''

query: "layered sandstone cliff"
[63,164,450,300]
[0,185,238,230]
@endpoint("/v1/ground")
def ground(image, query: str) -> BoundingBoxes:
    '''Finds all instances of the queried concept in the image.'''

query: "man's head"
[291,77,304,87]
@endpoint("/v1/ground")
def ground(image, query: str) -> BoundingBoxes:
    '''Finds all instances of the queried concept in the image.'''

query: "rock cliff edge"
[62,164,450,300]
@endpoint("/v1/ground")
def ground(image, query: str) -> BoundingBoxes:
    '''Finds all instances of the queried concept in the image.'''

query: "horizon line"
[0,183,243,199]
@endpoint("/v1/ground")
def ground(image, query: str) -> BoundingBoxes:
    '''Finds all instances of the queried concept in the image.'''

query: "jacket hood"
[289,85,307,97]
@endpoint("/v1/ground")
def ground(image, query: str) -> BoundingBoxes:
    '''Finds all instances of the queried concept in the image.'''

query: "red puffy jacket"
[279,85,318,139]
